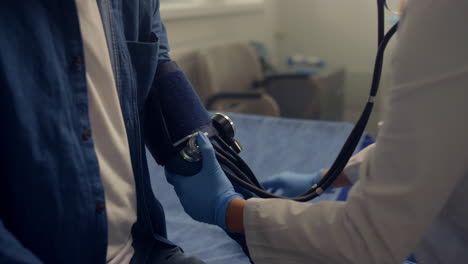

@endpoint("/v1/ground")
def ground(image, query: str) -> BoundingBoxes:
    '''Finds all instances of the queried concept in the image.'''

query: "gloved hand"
[165,132,242,229]
[262,170,325,197]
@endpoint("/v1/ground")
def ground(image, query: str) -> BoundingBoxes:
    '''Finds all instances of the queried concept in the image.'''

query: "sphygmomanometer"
[145,0,398,201]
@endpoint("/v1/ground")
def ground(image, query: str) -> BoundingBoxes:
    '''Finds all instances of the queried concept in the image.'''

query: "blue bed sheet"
[147,113,372,263]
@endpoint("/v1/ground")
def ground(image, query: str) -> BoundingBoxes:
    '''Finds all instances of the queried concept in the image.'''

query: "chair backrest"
[197,42,264,103]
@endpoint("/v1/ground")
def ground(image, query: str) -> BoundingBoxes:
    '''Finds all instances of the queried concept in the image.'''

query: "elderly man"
[0,1,205,263]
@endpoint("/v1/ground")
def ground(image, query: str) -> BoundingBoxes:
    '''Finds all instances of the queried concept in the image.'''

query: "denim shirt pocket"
[126,32,160,112]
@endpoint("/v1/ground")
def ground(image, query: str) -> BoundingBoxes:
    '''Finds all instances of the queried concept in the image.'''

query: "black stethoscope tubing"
[214,0,399,201]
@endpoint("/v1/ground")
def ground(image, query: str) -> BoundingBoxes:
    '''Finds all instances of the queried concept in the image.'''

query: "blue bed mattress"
[147,113,373,263]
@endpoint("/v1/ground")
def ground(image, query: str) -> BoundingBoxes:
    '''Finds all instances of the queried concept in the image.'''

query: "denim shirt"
[0,1,174,263]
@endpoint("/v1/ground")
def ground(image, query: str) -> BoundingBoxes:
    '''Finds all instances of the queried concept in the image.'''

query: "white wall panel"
[275,0,397,136]
[161,1,278,59]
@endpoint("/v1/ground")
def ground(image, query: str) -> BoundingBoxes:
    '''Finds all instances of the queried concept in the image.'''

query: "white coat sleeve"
[244,70,468,263]
[343,144,375,184]
[243,1,468,263]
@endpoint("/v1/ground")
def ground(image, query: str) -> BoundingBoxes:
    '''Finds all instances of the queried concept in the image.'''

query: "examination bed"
[147,112,375,263]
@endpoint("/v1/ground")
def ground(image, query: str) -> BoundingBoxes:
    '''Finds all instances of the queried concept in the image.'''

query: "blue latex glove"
[165,132,242,229]
[262,170,324,197]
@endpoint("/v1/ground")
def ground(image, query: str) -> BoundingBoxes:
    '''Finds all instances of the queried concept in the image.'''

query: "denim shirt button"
[95,203,105,214]
[73,56,83,67]
[81,129,91,140]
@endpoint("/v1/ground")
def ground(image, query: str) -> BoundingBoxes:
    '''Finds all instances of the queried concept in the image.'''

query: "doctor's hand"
[262,170,325,197]
[262,169,352,197]
[165,132,242,229]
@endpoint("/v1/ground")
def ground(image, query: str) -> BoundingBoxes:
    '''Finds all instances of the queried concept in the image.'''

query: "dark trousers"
[146,246,205,264]
[130,238,206,264]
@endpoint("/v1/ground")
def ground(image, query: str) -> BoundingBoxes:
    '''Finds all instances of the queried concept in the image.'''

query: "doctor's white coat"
[244,1,468,263]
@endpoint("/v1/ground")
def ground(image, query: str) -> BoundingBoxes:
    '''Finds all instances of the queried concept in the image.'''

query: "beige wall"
[275,0,397,137]
[161,1,278,60]
[161,0,397,137]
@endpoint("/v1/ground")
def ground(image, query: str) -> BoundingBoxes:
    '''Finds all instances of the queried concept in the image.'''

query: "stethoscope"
[166,0,399,201]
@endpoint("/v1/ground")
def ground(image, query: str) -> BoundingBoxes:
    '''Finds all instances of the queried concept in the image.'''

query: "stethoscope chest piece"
[212,113,243,154]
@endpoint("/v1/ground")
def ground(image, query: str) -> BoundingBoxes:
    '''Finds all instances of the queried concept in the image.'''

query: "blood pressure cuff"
[144,61,212,166]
